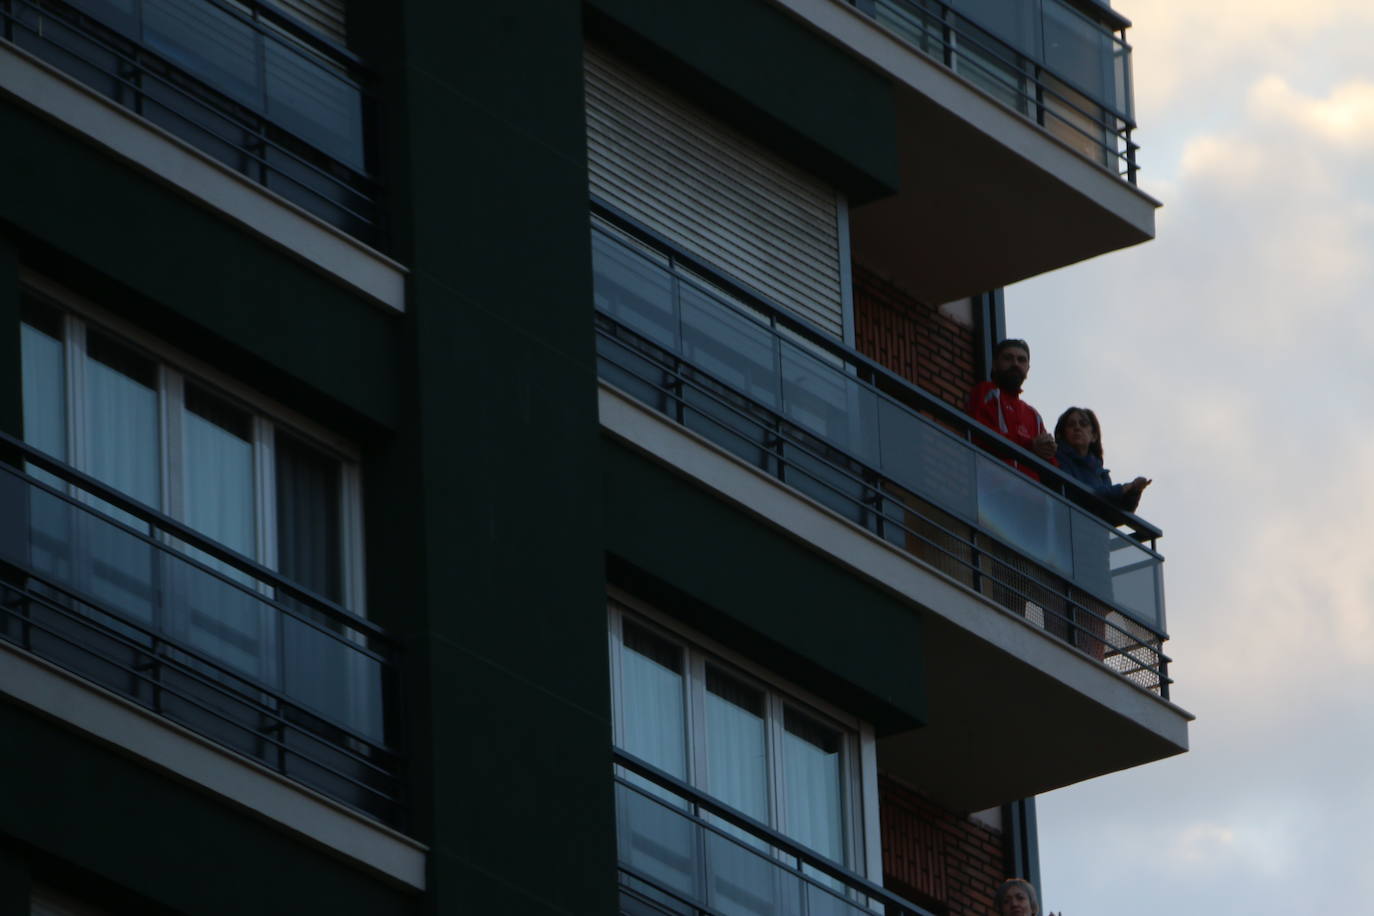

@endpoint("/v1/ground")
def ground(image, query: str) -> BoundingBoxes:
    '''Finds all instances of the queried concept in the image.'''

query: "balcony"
[772,0,1158,305]
[0,0,381,246]
[615,748,937,916]
[0,433,405,829]
[857,0,1137,182]
[593,209,1189,809]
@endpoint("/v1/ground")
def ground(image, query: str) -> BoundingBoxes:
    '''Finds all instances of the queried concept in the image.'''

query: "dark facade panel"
[0,101,401,429]
[0,701,413,916]
[585,0,900,203]
[601,436,927,735]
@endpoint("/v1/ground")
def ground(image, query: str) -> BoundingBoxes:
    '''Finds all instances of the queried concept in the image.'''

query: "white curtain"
[179,387,267,680]
[781,707,846,868]
[83,337,160,625]
[20,319,73,581]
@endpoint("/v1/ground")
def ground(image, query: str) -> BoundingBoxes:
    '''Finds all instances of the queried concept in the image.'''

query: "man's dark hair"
[993,338,1030,358]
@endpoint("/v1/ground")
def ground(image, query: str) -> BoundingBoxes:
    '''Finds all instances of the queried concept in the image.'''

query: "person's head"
[994,878,1039,916]
[990,339,1031,392]
[1055,406,1103,460]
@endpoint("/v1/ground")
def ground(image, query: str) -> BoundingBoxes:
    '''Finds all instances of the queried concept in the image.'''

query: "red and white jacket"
[965,380,1055,480]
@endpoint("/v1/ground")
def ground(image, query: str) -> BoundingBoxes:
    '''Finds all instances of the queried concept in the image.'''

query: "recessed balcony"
[0,433,406,829]
[592,209,1189,809]
[0,0,381,247]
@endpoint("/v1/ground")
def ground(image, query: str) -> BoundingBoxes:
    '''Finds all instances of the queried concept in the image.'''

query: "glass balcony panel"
[1042,0,1118,113]
[144,0,262,109]
[1107,531,1163,630]
[950,0,1039,57]
[779,438,871,530]
[875,0,943,57]
[704,829,802,916]
[1068,508,1114,599]
[1042,74,1110,167]
[597,333,675,416]
[875,397,978,521]
[12,8,123,100]
[975,456,1072,576]
[264,35,364,168]
[592,233,677,350]
[951,20,1029,115]
[805,883,874,916]
[67,0,137,35]
[683,376,777,474]
[616,783,702,905]
[779,341,879,466]
[264,143,369,238]
[680,285,779,410]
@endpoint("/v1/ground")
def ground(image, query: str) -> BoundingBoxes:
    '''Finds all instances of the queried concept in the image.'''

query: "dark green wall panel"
[585,0,899,203]
[0,101,399,428]
[0,701,413,916]
[601,437,927,733]
[378,2,618,913]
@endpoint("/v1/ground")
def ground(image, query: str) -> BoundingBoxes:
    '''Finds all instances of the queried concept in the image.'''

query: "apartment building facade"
[0,0,1189,913]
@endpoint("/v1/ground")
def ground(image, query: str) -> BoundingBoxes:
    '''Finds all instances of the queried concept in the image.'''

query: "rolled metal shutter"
[586,47,846,340]
[270,0,346,45]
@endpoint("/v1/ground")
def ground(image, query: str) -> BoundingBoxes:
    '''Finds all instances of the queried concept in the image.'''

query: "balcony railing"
[593,207,1170,697]
[0,0,382,245]
[0,432,406,827]
[615,747,938,916]
[852,0,1139,183]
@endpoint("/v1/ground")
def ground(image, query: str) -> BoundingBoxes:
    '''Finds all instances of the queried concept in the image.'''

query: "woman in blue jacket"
[1053,407,1151,512]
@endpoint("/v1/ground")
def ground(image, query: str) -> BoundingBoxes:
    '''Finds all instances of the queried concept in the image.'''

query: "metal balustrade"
[853,0,1139,182]
[615,748,939,916]
[0,433,406,827]
[0,0,383,245]
[592,210,1170,696]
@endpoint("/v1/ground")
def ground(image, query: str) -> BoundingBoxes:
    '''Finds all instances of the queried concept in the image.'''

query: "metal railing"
[852,0,1139,183]
[0,432,406,827]
[0,0,383,245]
[592,209,1170,696]
[615,747,939,916]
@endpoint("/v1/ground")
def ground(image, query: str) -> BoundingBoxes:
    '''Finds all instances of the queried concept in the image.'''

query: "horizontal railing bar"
[592,204,1162,543]
[0,433,393,645]
[0,594,403,807]
[3,2,380,206]
[1,569,404,766]
[614,748,939,916]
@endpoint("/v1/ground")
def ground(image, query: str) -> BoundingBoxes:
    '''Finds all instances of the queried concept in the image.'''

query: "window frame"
[18,269,368,616]
[607,587,881,880]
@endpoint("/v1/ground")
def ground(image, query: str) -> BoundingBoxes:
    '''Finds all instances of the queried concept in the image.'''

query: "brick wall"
[852,265,979,409]
[879,775,1007,916]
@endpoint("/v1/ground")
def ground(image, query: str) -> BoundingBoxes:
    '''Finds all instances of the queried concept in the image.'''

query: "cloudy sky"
[1006,1,1374,912]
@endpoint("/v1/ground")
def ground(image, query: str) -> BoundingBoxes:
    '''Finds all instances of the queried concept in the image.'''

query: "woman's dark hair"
[1054,406,1104,461]
[994,878,1040,916]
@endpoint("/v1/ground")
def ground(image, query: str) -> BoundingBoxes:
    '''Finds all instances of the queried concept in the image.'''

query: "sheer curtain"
[781,707,846,870]
[19,315,72,582]
[617,621,698,902]
[83,332,160,625]
[180,385,266,680]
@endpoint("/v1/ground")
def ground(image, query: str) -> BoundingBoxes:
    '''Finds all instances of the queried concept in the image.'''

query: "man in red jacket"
[966,339,1056,479]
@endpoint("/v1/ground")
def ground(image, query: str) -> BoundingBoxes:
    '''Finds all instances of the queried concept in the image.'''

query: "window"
[16,284,372,733]
[608,598,875,887]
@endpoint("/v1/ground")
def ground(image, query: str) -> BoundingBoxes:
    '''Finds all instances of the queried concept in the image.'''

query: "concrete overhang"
[769,0,1161,305]
[600,382,1191,813]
